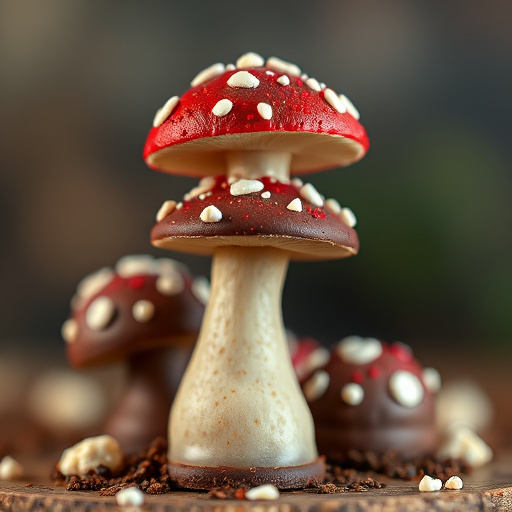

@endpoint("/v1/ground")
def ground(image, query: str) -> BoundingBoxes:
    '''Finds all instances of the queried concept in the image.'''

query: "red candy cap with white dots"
[143,52,369,177]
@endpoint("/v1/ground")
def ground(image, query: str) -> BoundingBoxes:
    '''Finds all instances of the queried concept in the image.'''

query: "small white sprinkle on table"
[245,484,280,501]
[116,486,145,507]
[419,475,442,492]
[0,456,24,481]
[445,475,463,490]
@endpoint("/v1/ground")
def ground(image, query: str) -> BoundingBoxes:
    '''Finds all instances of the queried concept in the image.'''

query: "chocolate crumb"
[327,450,473,481]
[53,437,174,495]
[23,483,34,488]
[207,487,246,499]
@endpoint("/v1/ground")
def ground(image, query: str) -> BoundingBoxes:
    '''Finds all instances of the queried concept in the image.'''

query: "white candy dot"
[389,370,424,407]
[277,75,290,86]
[300,183,324,207]
[61,319,79,343]
[261,191,271,199]
[325,198,342,214]
[191,62,225,87]
[132,300,155,323]
[266,56,301,77]
[192,276,210,305]
[0,456,24,481]
[303,371,330,402]
[156,200,177,222]
[445,475,463,490]
[156,272,185,296]
[153,96,179,128]
[200,205,222,223]
[341,383,365,406]
[76,268,115,304]
[340,207,357,227]
[257,102,273,120]
[236,52,265,68]
[419,475,442,492]
[340,94,361,120]
[286,198,302,212]
[306,77,321,91]
[324,88,346,113]
[230,179,264,196]
[337,336,383,365]
[86,296,116,331]
[116,255,155,278]
[423,367,442,393]
[116,486,145,507]
[245,483,280,500]
[212,98,233,117]
[227,71,260,88]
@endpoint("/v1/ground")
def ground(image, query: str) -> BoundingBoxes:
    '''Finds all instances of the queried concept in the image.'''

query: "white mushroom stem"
[169,246,318,467]
[226,151,291,182]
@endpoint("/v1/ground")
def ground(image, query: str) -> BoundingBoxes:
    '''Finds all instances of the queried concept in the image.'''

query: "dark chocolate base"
[168,456,326,490]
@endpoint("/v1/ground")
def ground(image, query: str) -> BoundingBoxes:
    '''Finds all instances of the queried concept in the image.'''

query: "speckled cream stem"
[169,246,318,467]
[226,151,291,181]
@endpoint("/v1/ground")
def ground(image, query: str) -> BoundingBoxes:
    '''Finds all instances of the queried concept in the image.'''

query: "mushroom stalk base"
[168,456,326,490]
[169,246,321,486]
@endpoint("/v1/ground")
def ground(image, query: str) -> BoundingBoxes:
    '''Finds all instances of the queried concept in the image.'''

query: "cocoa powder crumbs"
[52,437,174,495]
[327,449,473,481]
[207,487,246,499]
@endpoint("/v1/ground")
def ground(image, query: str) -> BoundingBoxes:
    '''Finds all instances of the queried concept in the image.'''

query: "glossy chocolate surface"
[151,176,359,261]
[302,340,439,459]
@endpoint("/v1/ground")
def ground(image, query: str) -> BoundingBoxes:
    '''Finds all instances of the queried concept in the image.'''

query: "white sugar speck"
[200,205,222,223]
[257,102,273,120]
[286,198,302,212]
[153,96,179,128]
[227,71,260,88]
[116,486,145,507]
[230,179,264,196]
[261,191,271,199]
[445,476,463,490]
[277,75,290,86]
[340,94,361,120]
[245,484,280,500]
[236,52,264,68]
[340,207,357,227]
[156,200,177,222]
[341,383,365,406]
[191,63,225,87]
[324,88,346,113]
[389,370,424,407]
[300,183,324,207]
[303,371,330,402]
[212,98,233,117]
[306,77,321,91]
[266,56,301,76]
[419,475,442,492]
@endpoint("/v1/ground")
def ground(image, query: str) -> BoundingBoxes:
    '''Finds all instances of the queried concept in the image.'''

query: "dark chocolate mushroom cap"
[151,175,359,261]
[143,52,369,176]
[62,255,207,368]
[300,336,441,459]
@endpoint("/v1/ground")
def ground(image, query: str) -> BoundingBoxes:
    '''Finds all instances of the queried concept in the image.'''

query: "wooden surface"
[1,455,511,511]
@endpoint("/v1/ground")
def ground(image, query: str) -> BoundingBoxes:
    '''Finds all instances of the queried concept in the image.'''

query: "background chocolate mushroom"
[300,336,440,461]
[62,255,207,453]
[144,52,369,489]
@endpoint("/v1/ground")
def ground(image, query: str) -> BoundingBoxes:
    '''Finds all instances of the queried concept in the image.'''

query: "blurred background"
[0,0,511,453]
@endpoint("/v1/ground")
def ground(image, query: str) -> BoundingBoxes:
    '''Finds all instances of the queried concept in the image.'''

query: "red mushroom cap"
[300,336,440,459]
[151,176,359,261]
[143,53,369,177]
[62,255,207,368]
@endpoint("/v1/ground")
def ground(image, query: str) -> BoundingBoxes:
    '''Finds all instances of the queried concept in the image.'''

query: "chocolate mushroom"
[61,255,206,453]
[143,52,369,489]
[300,336,440,461]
